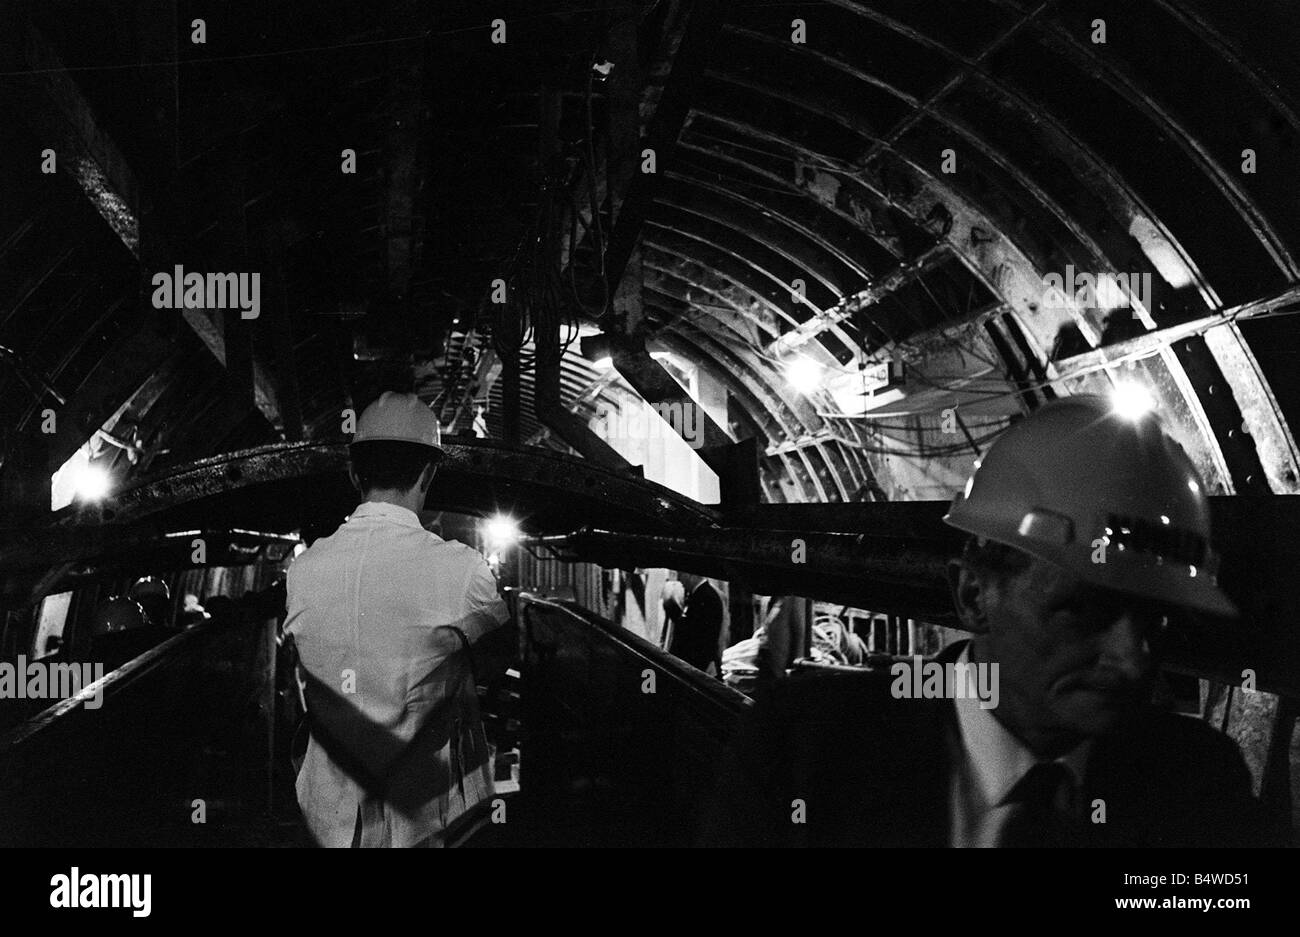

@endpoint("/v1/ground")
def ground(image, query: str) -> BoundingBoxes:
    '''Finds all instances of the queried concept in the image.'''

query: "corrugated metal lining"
[3,1,1299,506]
[610,0,1300,500]
[481,342,622,448]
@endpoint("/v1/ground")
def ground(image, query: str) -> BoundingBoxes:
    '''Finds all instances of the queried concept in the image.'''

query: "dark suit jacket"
[669,581,724,673]
[700,642,1277,847]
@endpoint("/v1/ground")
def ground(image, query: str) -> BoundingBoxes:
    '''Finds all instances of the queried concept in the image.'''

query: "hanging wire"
[490,46,614,377]
[581,51,609,320]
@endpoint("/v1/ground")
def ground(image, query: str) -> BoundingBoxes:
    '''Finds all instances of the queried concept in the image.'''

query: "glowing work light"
[483,514,520,548]
[1109,382,1156,421]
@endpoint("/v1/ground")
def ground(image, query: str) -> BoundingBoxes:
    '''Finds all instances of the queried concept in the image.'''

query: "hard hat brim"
[943,512,1239,619]
[349,436,444,453]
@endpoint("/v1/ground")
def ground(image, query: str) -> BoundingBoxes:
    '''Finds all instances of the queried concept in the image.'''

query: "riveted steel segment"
[702,64,1117,283]
[768,243,952,356]
[599,0,731,297]
[668,319,822,434]
[654,184,866,299]
[664,160,880,279]
[609,335,733,448]
[1202,322,1300,494]
[676,133,905,264]
[642,260,781,341]
[811,0,1226,315]
[1026,10,1300,280]
[0,16,140,254]
[643,237,795,332]
[0,14,283,434]
[530,525,958,626]
[0,526,299,575]
[101,440,719,534]
[652,328,786,442]
[1149,0,1300,133]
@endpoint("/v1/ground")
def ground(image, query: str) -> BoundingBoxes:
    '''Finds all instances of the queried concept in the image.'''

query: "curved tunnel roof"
[2,0,1299,521]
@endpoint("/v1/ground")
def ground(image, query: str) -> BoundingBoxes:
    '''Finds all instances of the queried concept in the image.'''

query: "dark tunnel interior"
[1,0,1300,872]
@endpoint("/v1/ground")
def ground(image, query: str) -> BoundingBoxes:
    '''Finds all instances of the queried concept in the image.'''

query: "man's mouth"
[1065,675,1135,700]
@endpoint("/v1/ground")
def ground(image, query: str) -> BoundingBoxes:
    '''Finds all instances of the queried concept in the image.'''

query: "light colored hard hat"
[352,391,442,451]
[129,576,170,602]
[944,395,1236,617]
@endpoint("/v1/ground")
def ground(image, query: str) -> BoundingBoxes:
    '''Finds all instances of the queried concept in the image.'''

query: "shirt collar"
[951,644,1092,807]
[349,501,424,529]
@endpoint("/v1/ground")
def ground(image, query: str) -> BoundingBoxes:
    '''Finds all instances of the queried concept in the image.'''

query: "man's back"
[286,501,509,847]
[671,581,724,673]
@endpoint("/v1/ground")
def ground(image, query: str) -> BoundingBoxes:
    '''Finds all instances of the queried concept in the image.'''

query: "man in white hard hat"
[285,391,514,847]
[703,395,1275,847]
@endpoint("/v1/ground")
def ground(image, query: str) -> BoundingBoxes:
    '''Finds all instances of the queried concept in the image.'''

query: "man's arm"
[661,581,684,651]
[457,557,516,681]
[470,618,519,682]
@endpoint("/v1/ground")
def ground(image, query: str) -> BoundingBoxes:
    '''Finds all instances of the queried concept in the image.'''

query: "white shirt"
[948,645,1091,847]
[285,501,509,847]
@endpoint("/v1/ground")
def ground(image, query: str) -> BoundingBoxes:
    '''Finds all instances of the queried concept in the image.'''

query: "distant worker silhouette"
[664,573,723,676]
[129,576,172,630]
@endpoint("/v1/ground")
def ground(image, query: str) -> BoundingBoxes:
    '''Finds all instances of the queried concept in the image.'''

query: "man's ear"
[948,559,991,634]
[418,460,439,493]
[347,464,363,494]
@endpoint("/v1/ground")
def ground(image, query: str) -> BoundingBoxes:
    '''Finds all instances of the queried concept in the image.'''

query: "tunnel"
[1,0,1299,873]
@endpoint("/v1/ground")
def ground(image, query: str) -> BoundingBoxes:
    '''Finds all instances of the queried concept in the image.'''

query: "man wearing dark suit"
[701,396,1279,848]
[665,573,724,676]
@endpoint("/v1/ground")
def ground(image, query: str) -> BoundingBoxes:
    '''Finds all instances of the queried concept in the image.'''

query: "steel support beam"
[0,13,139,253]
[655,323,835,503]
[0,12,283,440]
[665,158,886,277]
[534,321,630,470]
[609,334,729,445]
[768,243,951,357]
[610,328,762,511]
[530,524,958,625]
[654,185,865,301]
[813,0,1300,455]
[98,439,717,533]
[47,328,175,471]
[1021,6,1300,281]
[1048,285,1300,387]
[0,527,299,576]
[598,0,731,308]
[527,493,1300,697]
[642,262,779,341]
[854,0,1057,169]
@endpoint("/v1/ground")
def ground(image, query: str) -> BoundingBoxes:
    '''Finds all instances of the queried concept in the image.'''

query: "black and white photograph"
[0,0,1295,916]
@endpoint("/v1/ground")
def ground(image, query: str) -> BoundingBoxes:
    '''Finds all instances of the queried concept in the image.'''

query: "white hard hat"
[944,395,1235,617]
[351,391,443,452]
[129,576,170,603]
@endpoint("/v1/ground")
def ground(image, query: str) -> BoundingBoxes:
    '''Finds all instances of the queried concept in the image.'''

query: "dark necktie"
[999,762,1080,848]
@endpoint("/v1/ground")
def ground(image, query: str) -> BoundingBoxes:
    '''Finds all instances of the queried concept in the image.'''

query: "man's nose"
[1097,611,1151,680]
